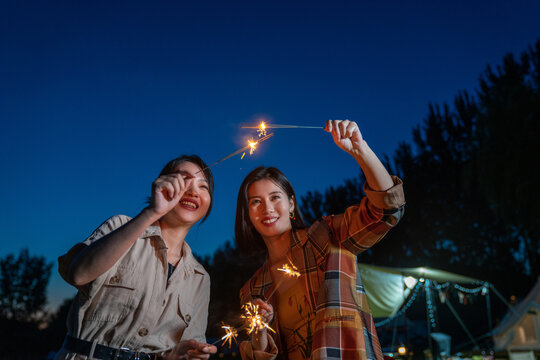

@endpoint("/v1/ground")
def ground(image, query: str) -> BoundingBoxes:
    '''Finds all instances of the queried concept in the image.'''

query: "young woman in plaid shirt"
[235,120,405,360]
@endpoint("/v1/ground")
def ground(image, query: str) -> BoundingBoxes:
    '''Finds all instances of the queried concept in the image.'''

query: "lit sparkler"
[241,302,276,335]
[242,122,324,132]
[257,122,267,137]
[277,263,301,277]
[196,132,274,173]
[219,325,238,348]
[264,262,302,301]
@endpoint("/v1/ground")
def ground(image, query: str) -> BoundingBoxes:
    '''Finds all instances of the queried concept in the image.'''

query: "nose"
[184,181,199,197]
[262,199,274,213]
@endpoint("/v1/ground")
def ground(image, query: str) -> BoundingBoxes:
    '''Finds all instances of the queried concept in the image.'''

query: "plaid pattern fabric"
[240,177,405,360]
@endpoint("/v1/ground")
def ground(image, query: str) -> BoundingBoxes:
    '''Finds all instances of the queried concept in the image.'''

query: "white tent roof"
[358,263,485,318]
[492,278,540,350]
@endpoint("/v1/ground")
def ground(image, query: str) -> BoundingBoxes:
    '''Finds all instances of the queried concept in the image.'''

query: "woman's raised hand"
[149,173,194,218]
[325,119,365,157]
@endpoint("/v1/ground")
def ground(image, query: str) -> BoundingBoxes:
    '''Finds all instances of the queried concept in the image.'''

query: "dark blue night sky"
[1,0,539,308]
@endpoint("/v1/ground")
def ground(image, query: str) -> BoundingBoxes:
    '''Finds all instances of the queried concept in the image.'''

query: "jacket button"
[109,276,119,284]
[138,328,149,337]
[185,314,191,323]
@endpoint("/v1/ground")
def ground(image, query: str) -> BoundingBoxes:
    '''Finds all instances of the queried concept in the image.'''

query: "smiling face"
[247,178,294,244]
[166,161,212,226]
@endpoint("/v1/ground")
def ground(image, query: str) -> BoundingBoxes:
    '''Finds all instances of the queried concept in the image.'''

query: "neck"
[263,230,292,265]
[159,219,191,260]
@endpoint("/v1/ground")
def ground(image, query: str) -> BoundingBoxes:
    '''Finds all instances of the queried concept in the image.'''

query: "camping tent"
[492,278,540,351]
[358,263,484,318]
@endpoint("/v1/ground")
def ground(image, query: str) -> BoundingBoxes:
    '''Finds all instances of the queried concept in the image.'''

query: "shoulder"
[84,215,133,243]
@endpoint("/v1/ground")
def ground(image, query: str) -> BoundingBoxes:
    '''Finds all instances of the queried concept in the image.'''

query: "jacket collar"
[141,222,206,278]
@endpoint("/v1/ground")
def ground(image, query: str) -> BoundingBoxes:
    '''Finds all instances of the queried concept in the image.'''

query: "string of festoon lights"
[374,281,423,327]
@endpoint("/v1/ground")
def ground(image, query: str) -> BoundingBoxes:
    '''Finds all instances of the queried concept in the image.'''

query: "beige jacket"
[55,215,210,359]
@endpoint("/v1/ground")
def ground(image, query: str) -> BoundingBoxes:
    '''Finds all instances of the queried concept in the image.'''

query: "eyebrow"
[173,170,208,183]
[248,191,283,200]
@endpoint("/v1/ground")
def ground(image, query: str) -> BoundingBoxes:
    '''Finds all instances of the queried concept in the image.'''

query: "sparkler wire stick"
[242,124,323,129]
[196,133,274,173]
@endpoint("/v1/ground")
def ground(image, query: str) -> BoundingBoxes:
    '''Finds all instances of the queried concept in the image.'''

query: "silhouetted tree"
[0,249,53,359]
[0,248,52,322]
[197,241,265,338]
[472,41,540,278]
[300,40,540,290]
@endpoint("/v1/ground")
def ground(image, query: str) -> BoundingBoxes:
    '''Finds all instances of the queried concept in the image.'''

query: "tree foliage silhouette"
[0,248,52,322]
[300,40,540,290]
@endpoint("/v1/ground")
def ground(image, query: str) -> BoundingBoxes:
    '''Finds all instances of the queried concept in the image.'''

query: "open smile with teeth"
[262,218,278,225]
[179,200,199,209]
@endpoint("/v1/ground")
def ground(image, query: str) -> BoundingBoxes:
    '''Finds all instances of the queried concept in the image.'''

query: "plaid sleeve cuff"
[363,176,405,209]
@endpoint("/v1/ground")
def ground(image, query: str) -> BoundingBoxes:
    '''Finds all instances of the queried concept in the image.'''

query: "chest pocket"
[159,295,193,343]
[87,264,137,323]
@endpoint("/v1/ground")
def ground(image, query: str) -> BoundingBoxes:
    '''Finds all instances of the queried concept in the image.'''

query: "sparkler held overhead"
[196,132,274,173]
[241,121,329,136]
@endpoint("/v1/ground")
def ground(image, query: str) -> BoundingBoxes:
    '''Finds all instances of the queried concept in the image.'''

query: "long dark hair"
[235,166,306,256]
[159,155,214,222]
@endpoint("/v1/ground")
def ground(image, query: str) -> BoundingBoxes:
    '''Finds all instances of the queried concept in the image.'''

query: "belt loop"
[88,339,98,360]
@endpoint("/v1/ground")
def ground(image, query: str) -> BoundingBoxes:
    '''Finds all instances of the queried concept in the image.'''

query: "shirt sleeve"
[57,215,132,298]
[324,176,405,254]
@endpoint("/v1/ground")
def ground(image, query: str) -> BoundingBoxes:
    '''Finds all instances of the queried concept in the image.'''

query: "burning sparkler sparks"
[248,139,258,155]
[264,261,302,301]
[241,302,276,335]
[219,325,238,348]
[277,263,301,277]
[257,122,267,137]
[197,132,274,173]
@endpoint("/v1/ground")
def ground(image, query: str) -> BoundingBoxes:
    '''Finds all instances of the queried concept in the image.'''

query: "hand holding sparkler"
[324,119,365,157]
[242,299,275,352]
[326,119,395,191]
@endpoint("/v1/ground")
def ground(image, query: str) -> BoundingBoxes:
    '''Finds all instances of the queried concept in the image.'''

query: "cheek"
[201,193,211,211]
[248,207,258,223]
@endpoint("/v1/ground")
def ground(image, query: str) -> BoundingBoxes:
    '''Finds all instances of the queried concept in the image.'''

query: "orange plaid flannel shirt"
[240,176,405,360]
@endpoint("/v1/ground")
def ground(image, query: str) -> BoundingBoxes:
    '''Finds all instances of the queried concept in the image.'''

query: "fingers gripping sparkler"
[241,302,276,335]
[213,262,299,349]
